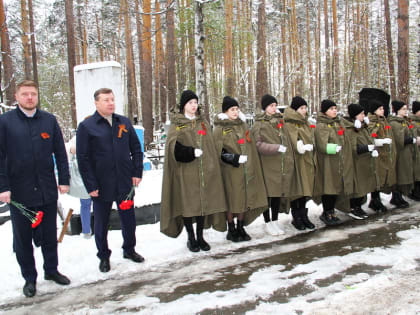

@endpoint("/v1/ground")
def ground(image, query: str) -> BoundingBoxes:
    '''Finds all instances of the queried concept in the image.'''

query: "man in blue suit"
[76,88,144,273]
[0,80,71,297]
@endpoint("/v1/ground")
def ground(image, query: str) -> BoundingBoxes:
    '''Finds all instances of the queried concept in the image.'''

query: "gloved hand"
[371,150,379,157]
[278,145,287,153]
[304,144,313,152]
[413,138,417,144]
[374,139,384,147]
[238,155,248,163]
[383,138,392,144]
[364,116,370,124]
[194,149,203,157]
[368,145,375,152]
[336,145,342,153]
[297,140,305,154]
[354,120,362,129]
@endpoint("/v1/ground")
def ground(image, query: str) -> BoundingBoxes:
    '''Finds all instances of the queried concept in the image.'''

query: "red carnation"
[238,138,245,145]
[277,123,283,129]
[385,125,391,130]
[337,127,344,136]
[371,133,378,138]
[409,125,414,129]
[310,124,316,129]
[118,186,135,210]
[198,130,206,136]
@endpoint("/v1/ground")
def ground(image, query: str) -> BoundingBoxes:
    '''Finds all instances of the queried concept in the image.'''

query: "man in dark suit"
[0,80,71,298]
[76,88,144,273]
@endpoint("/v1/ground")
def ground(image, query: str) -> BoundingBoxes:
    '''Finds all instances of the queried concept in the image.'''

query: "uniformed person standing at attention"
[0,80,71,298]
[77,88,144,273]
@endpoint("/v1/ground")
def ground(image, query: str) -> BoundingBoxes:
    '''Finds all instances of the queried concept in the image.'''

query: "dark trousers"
[291,197,306,210]
[263,197,280,222]
[10,201,58,283]
[93,199,136,260]
[321,194,337,212]
[350,196,364,209]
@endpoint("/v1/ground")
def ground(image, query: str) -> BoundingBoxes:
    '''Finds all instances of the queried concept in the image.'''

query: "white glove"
[383,138,392,144]
[364,116,370,124]
[194,149,203,157]
[278,145,287,153]
[368,145,375,152]
[336,145,342,153]
[374,139,384,147]
[297,140,305,154]
[354,120,362,129]
[238,155,248,164]
[413,138,417,144]
[304,144,313,152]
[371,150,379,157]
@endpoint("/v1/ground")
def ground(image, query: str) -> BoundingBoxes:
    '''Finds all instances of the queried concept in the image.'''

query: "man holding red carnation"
[76,88,144,273]
[0,80,71,297]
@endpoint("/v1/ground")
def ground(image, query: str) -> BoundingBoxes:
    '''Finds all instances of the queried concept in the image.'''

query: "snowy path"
[2,204,420,314]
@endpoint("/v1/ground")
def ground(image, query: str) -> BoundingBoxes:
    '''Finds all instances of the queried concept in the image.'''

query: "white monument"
[74,61,124,124]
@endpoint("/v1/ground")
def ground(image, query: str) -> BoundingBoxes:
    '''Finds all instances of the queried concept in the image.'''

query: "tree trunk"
[332,0,340,100]
[384,0,396,99]
[0,0,16,106]
[140,0,153,146]
[224,0,234,96]
[122,0,138,122]
[281,0,288,105]
[27,0,38,88]
[166,1,177,111]
[95,11,104,61]
[20,0,32,79]
[323,0,331,99]
[306,2,314,110]
[246,0,254,111]
[154,0,167,125]
[397,0,409,103]
[64,0,77,129]
[186,0,195,90]
[255,0,267,109]
[194,1,208,119]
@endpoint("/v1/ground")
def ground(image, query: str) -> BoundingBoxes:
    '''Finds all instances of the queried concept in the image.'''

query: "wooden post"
[58,208,73,243]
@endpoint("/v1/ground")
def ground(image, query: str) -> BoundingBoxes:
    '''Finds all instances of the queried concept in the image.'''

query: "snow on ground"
[1,169,420,313]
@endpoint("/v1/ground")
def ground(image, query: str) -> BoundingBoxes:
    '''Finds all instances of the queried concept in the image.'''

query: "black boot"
[397,192,409,208]
[291,208,306,230]
[391,191,409,209]
[196,216,210,251]
[184,218,199,252]
[237,220,251,241]
[408,182,420,201]
[226,222,243,242]
[301,208,315,229]
[320,209,341,226]
[369,194,388,212]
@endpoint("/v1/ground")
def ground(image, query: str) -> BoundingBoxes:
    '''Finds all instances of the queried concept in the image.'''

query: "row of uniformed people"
[160,90,420,252]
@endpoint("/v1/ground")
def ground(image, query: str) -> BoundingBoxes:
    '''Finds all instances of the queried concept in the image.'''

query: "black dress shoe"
[23,281,36,298]
[44,271,70,285]
[99,259,111,272]
[123,251,145,263]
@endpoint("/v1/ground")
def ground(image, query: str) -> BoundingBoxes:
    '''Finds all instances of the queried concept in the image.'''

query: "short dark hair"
[16,80,38,91]
[94,88,114,101]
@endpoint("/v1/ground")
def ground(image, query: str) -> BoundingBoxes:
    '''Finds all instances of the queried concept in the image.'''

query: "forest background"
[0,0,419,148]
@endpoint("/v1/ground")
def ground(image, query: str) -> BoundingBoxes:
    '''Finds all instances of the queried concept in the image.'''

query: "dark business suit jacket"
[0,108,69,206]
[76,111,143,202]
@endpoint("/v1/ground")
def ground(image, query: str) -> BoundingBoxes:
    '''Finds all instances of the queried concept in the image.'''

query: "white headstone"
[74,61,124,124]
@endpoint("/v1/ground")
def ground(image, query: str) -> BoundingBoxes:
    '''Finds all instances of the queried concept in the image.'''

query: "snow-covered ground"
[1,170,420,313]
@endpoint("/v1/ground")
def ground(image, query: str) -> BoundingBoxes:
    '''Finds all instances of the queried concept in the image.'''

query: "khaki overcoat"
[251,111,296,199]
[213,113,267,225]
[283,107,316,198]
[314,113,354,197]
[160,111,227,238]
[342,117,379,197]
[388,115,415,194]
[367,113,397,192]
[409,114,420,181]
